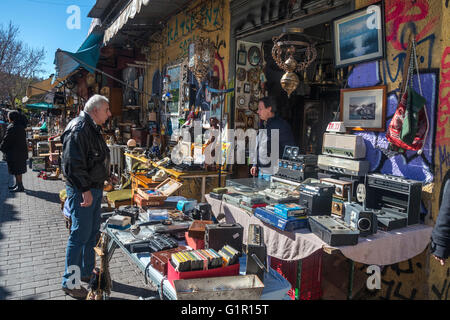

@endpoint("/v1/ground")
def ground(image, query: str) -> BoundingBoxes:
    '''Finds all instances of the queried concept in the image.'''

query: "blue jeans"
[258,172,272,182]
[61,186,103,289]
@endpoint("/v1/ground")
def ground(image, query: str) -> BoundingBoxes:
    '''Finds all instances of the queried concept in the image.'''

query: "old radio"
[343,202,378,237]
[150,246,188,276]
[274,146,318,183]
[331,197,345,218]
[308,215,360,246]
[322,133,366,159]
[320,178,353,200]
[245,224,267,283]
[318,155,370,176]
[374,207,408,231]
[364,173,423,226]
[205,223,244,253]
[298,183,335,216]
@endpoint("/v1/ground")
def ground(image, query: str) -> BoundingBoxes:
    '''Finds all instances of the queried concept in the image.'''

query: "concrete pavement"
[0,161,159,300]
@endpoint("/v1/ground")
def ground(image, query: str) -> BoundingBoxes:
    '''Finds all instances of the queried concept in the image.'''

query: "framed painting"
[332,1,385,68]
[340,85,387,131]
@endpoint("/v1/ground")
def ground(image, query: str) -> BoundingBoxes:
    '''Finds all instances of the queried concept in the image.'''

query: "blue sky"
[0,0,96,78]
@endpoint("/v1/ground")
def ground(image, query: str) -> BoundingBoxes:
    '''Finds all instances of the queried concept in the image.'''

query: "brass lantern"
[188,37,216,85]
[272,30,317,97]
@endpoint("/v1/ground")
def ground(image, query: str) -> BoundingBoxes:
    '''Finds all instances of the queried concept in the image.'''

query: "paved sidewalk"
[0,161,159,300]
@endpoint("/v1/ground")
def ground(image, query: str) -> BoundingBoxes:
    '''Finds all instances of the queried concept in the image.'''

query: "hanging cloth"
[386,35,429,154]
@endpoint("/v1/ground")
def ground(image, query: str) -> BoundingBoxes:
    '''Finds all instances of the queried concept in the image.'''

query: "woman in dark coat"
[0,110,28,192]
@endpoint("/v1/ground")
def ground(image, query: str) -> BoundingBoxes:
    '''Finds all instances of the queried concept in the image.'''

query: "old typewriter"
[245,224,267,283]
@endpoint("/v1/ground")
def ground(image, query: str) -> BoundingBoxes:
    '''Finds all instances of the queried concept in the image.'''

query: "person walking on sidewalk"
[60,95,111,299]
[0,110,28,192]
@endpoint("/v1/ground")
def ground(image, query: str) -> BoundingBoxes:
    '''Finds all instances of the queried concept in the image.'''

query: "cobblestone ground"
[0,161,159,300]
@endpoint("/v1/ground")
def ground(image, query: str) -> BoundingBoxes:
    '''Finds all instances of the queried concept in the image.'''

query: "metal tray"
[173,274,264,300]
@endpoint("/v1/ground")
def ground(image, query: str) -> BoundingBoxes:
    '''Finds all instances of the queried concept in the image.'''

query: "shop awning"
[26,76,66,98]
[103,0,191,45]
[25,102,55,110]
[54,31,104,79]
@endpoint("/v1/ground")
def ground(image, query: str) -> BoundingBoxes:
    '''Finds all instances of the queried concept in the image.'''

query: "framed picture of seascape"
[333,1,385,68]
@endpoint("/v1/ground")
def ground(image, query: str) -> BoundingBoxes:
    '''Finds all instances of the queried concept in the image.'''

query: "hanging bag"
[386,36,430,154]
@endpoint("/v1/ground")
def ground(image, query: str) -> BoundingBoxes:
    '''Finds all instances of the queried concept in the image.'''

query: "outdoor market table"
[205,194,433,299]
[125,152,229,202]
[103,223,291,300]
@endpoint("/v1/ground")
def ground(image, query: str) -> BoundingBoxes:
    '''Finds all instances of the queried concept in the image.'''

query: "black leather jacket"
[61,111,110,192]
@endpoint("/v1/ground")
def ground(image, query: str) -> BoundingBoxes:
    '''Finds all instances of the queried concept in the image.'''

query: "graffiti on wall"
[357,254,428,300]
[437,47,450,180]
[382,0,438,84]
[350,62,438,184]
[167,0,224,49]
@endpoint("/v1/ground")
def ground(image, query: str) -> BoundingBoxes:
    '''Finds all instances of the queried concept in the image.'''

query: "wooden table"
[130,172,162,205]
[125,152,229,202]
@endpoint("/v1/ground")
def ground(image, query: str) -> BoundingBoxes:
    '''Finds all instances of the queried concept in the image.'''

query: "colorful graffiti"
[436,47,450,148]
[381,0,438,84]
[167,0,224,47]
[350,62,437,183]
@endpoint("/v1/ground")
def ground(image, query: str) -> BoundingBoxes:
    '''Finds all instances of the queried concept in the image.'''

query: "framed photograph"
[332,1,385,68]
[244,83,251,93]
[340,85,387,131]
[237,46,247,66]
[248,46,261,66]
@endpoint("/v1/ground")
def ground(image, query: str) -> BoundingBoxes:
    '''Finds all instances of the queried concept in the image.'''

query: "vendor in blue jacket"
[431,174,450,266]
[250,96,295,181]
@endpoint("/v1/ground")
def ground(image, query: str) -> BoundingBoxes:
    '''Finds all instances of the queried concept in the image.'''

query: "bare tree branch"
[0,21,45,108]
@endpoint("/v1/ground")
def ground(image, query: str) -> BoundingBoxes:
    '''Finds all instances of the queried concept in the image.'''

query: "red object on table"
[167,260,240,287]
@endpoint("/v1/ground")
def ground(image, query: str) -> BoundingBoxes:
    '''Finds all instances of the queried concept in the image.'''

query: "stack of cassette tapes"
[218,245,240,266]
[171,248,224,272]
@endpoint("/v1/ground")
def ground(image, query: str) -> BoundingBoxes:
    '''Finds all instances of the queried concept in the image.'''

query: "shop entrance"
[234,3,354,156]
[261,22,343,155]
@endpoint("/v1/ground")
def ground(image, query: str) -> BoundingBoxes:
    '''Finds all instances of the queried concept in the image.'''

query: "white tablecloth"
[206,195,433,265]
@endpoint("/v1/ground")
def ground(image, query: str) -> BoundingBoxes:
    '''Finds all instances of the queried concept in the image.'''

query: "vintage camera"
[191,203,212,220]
[344,202,377,237]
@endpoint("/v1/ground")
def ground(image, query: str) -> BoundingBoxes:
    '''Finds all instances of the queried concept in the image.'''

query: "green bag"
[400,87,427,145]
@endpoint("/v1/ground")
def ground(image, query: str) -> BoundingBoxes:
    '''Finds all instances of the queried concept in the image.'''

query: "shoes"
[62,286,88,299]
[8,185,17,190]
[10,185,24,193]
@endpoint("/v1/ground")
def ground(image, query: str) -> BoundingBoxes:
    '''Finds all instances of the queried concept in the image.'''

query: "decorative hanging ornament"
[188,37,217,85]
[272,31,317,97]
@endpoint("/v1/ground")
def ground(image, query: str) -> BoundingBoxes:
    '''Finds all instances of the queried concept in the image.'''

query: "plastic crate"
[270,249,323,300]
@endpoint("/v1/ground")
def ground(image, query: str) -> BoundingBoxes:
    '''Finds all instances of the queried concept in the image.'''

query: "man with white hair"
[60,94,112,299]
